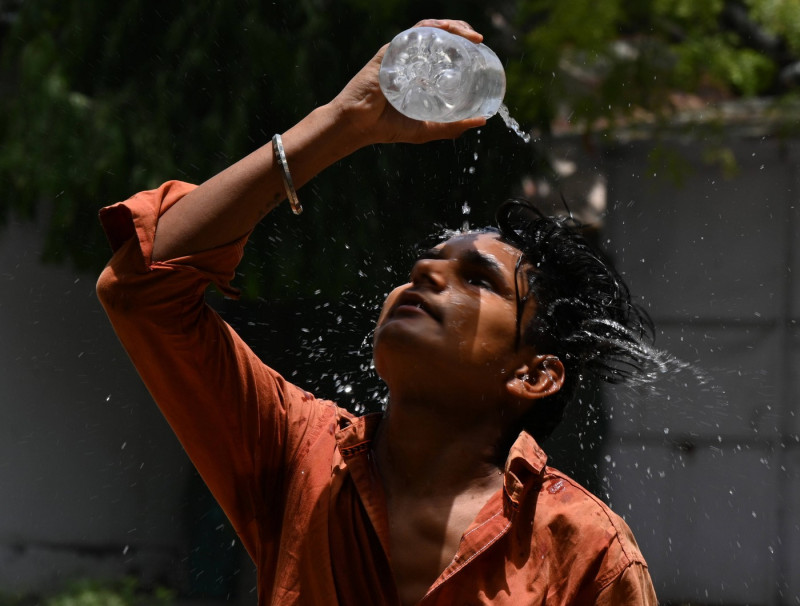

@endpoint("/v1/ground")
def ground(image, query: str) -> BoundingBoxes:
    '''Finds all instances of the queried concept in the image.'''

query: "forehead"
[434,232,523,269]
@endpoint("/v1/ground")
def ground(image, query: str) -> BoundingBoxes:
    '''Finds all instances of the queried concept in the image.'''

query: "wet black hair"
[494,198,656,444]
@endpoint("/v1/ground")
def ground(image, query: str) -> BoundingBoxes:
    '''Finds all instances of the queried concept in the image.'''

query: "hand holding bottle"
[330,19,487,146]
[151,20,487,262]
[380,26,506,122]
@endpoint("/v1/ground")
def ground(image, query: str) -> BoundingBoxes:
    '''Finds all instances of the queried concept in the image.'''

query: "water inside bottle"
[385,47,479,122]
[380,27,506,123]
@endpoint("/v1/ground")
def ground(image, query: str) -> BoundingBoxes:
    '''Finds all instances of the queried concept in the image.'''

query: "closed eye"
[410,246,512,295]
[465,273,497,290]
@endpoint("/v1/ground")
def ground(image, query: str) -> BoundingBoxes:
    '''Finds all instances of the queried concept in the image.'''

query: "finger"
[371,42,390,65]
[417,116,487,142]
[412,19,483,43]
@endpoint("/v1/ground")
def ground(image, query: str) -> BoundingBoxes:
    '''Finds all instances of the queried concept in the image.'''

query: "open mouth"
[391,291,439,321]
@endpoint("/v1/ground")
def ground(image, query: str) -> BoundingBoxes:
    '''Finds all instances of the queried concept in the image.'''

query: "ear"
[506,355,565,400]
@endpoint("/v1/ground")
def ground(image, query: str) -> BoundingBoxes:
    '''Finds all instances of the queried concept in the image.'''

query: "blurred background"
[1,0,799,604]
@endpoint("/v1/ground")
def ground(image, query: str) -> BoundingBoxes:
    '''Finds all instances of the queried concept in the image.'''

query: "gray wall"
[598,136,799,604]
[0,220,194,592]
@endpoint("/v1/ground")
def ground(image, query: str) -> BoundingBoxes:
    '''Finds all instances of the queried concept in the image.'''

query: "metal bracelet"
[272,133,302,215]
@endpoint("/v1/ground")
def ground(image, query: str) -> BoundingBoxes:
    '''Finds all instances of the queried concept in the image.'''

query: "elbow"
[97,263,133,316]
[96,236,154,317]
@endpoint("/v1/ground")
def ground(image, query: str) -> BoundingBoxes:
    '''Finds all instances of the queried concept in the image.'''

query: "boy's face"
[373,232,536,395]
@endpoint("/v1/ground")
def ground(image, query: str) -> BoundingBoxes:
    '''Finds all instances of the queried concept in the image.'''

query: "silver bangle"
[272,133,302,215]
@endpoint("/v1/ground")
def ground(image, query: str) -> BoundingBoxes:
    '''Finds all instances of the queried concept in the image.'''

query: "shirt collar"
[334,413,548,504]
[335,411,382,458]
[503,430,548,506]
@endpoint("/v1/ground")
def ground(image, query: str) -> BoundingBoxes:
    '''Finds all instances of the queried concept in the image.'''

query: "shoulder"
[532,467,651,592]
[538,468,641,544]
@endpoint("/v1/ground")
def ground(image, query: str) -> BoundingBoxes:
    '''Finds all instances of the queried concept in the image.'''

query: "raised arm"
[151,18,486,262]
[98,19,486,560]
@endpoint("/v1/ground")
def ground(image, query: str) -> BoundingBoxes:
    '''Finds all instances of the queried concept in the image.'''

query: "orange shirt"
[97,181,658,605]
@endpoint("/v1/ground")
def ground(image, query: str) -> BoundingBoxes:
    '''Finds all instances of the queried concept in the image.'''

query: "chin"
[372,338,442,385]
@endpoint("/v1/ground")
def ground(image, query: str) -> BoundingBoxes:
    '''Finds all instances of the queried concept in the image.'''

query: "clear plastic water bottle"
[379,26,506,123]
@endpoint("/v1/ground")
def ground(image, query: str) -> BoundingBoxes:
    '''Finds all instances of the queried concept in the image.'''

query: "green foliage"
[747,0,800,54]
[0,578,175,606]
[46,579,173,606]
[652,0,725,23]
[0,0,520,297]
[1,0,798,293]
[507,0,800,133]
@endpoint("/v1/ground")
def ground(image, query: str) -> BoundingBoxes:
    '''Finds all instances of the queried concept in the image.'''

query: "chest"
[387,491,497,606]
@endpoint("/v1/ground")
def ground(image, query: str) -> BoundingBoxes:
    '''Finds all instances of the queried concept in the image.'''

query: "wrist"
[322,98,376,152]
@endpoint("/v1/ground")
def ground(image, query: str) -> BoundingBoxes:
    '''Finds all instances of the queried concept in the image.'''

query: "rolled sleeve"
[96,181,324,563]
[98,180,246,297]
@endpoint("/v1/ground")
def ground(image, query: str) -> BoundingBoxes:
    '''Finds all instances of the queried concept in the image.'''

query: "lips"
[390,290,440,321]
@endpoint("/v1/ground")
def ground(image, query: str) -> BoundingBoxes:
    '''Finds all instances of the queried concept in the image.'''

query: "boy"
[98,19,657,605]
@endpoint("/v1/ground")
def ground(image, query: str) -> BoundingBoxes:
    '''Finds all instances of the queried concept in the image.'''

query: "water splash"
[579,317,715,389]
[574,318,727,420]
[498,104,531,143]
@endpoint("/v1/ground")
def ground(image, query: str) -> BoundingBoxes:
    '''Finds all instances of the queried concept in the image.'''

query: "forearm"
[151,101,361,262]
[150,19,485,263]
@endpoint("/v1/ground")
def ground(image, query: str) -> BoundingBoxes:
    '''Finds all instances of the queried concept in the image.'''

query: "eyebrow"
[461,249,506,276]
[417,247,509,284]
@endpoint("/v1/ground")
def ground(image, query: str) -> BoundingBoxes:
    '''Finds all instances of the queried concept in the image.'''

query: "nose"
[410,257,448,291]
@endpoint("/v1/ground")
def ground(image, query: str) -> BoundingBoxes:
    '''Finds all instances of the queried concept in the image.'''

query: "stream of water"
[498,104,531,143]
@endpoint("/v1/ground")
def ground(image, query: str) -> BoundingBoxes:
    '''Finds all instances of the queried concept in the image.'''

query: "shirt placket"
[419,492,516,604]
[336,421,403,605]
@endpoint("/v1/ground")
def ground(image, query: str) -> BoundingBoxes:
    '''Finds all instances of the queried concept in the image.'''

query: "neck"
[374,391,510,498]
